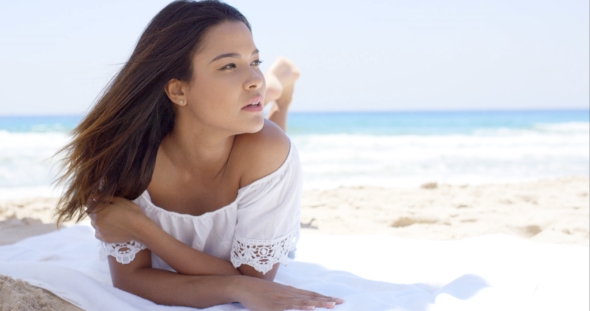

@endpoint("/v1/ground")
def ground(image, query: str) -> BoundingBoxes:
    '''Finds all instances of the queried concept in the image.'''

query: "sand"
[0,176,588,310]
[299,176,589,246]
[0,276,82,311]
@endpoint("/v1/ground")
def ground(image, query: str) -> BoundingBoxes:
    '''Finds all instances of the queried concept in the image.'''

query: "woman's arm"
[108,249,235,307]
[110,247,341,310]
[137,216,281,279]
[92,197,241,277]
[93,197,282,279]
[133,205,281,280]
[136,212,283,279]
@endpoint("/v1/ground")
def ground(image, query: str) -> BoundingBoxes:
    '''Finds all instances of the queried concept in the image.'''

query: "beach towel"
[0,225,588,311]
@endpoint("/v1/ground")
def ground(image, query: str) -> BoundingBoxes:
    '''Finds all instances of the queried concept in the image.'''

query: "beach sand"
[299,176,589,246]
[1,176,588,310]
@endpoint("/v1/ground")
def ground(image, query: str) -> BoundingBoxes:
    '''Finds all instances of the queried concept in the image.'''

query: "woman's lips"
[241,102,263,112]
[242,95,263,112]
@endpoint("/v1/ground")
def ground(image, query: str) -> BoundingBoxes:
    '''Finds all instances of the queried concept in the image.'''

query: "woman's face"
[182,21,266,135]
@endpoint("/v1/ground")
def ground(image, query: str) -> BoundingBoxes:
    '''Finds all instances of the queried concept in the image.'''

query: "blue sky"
[0,0,588,115]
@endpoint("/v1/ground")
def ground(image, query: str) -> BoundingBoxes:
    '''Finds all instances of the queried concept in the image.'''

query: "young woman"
[55,1,343,310]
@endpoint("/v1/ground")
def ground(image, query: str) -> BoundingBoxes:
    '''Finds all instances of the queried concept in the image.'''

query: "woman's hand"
[234,276,343,311]
[89,197,146,243]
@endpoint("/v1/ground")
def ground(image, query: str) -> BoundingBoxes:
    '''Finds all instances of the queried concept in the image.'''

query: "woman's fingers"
[89,213,99,231]
[295,299,337,309]
[288,287,343,304]
[291,305,316,310]
[292,296,340,308]
[238,277,344,311]
[90,215,106,242]
[281,289,342,310]
[287,300,336,310]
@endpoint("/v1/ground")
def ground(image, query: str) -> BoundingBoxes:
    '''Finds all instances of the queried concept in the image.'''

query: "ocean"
[0,110,588,199]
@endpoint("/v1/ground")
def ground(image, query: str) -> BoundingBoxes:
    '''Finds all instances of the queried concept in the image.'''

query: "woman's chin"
[238,116,265,134]
[250,120,266,133]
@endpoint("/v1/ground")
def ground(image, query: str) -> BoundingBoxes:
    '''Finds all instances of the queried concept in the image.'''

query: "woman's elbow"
[110,271,138,293]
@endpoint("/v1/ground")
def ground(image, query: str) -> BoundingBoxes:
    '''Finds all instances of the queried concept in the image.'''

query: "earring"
[179,100,184,105]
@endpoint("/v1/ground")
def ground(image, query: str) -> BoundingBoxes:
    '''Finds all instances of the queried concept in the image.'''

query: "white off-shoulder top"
[99,143,302,275]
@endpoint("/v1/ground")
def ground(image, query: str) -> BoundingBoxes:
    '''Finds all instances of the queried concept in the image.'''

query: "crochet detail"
[99,240,147,264]
[231,227,299,274]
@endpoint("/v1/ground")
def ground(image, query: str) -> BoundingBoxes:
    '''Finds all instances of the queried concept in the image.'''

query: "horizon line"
[1,107,589,117]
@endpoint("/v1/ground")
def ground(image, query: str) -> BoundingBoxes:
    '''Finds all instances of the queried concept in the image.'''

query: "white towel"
[0,225,588,311]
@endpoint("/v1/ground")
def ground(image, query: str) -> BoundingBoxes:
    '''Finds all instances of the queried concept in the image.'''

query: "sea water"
[0,110,588,199]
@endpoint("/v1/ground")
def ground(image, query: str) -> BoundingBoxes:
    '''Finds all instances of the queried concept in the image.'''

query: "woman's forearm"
[113,264,240,308]
[111,260,342,311]
[130,215,240,276]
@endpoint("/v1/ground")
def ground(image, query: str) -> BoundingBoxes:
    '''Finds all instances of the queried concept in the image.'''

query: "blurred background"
[0,0,588,199]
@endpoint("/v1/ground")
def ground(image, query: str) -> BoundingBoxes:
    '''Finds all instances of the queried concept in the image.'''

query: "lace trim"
[231,227,300,274]
[99,240,147,264]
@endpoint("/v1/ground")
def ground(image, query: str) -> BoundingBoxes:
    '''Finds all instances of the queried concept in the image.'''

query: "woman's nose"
[244,69,264,91]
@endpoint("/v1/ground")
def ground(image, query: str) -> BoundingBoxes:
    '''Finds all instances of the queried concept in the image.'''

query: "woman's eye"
[220,63,236,70]
[252,59,263,67]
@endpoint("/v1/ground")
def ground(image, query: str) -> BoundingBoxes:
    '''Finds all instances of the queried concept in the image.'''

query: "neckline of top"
[140,141,295,219]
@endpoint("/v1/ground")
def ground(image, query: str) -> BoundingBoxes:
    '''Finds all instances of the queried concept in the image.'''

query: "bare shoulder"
[233,119,291,187]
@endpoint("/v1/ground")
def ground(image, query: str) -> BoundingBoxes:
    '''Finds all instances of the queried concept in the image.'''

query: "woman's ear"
[164,79,188,107]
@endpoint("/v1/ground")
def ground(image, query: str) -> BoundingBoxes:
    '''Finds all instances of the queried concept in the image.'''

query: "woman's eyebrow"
[209,49,259,64]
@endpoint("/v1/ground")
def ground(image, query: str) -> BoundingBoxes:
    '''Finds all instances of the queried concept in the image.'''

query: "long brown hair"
[55,0,251,225]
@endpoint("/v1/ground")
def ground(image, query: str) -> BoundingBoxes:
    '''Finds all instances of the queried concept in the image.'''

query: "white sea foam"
[532,121,590,133]
[0,122,588,198]
[291,124,589,190]
[0,131,69,199]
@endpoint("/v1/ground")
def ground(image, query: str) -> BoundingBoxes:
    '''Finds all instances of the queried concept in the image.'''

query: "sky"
[0,0,588,115]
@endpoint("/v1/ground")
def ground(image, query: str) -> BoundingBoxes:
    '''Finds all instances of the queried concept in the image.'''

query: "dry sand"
[299,176,590,246]
[0,176,588,310]
[0,276,82,311]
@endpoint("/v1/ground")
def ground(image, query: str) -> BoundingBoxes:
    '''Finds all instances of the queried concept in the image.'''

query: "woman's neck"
[160,119,236,179]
